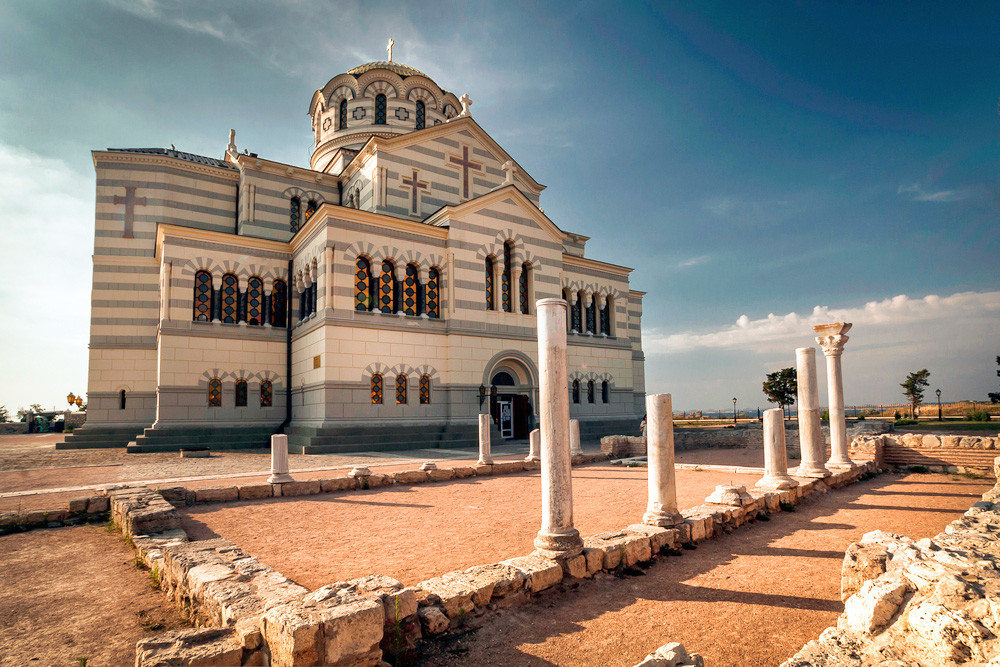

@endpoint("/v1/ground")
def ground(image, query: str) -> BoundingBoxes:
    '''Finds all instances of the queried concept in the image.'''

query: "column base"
[534,528,583,560]
[755,475,799,490]
[795,464,832,478]
[477,458,494,465]
[524,455,540,462]
[268,473,294,483]
[826,457,855,469]
[642,510,684,528]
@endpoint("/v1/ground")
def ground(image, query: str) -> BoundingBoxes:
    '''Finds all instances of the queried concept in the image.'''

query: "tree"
[762,367,797,419]
[989,356,1000,405]
[0,405,8,423]
[15,403,44,422]
[901,369,931,419]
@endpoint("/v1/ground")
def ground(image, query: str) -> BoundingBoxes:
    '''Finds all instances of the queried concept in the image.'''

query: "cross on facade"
[401,169,428,215]
[113,186,147,239]
[387,38,394,62]
[448,146,482,199]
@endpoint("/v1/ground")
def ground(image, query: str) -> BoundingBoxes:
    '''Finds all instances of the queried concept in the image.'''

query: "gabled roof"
[106,147,237,170]
[424,184,563,240]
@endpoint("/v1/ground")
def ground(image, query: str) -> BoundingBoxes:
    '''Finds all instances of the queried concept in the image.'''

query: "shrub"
[855,415,866,421]
[966,409,991,422]
[820,410,830,422]
[894,418,918,426]
[894,411,902,420]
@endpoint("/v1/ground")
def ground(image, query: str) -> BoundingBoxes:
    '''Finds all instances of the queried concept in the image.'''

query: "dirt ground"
[0,523,190,667]
[419,472,992,667]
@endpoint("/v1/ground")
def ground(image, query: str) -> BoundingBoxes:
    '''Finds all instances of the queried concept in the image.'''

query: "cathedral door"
[513,395,530,439]
[498,399,514,438]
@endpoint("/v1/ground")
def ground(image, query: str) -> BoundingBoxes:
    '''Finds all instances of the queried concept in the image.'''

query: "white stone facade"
[74,60,646,452]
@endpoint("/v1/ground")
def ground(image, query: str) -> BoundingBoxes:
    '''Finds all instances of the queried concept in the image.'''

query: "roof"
[107,147,237,170]
[347,61,428,78]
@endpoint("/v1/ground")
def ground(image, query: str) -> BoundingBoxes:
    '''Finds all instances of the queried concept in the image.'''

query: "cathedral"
[64,48,647,453]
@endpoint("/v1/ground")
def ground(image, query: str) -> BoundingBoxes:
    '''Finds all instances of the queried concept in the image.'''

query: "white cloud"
[100,0,249,44]
[897,183,973,202]
[676,254,711,269]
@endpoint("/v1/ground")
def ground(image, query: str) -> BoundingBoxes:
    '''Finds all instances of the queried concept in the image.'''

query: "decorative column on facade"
[814,322,853,468]
[511,262,522,315]
[583,290,594,335]
[533,297,583,560]
[262,277,272,327]
[295,273,306,324]
[642,393,684,527]
[596,292,607,337]
[238,275,248,325]
[159,261,172,323]
[568,290,578,333]
[395,262,406,317]
[756,407,798,490]
[492,260,503,313]
[316,254,327,313]
[303,269,314,319]
[417,265,429,318]
[795,347,831,478]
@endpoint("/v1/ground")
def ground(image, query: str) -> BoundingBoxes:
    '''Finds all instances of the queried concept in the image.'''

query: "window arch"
[235,379,248,407]
[485,256,495,310]
[519,262,530,314]
[119,390,126,410]
[374,94,387,124]
[600,296,611,335]
[355,257,374,312]
[270,280,287,327]
[415,100,426,129]
[403,264,420,316]
[571,379,580,404]
[570,292,582,333]
[260,380,273,407]
[193,270,213,322]
[246,277,263,325]
[501,242,513,312]
[290,197,301,233]
[304,199,317,222]
[220,273,239,324]
[585,293,596,333]
[419,375,431,404]
[426,267,440,319]
[208,378,222,407]
[371,373,383,404]
[396,374,407,404]
[338,99,348,130]
[602,380,610,404]
[587,380,595,404]
[378,259,396,314]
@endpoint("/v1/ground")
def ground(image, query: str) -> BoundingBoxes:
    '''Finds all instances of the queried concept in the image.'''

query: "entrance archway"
[483,352,538,440]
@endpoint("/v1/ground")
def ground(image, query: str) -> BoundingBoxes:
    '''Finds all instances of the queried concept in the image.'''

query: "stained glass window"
[208,378,221,407]
[221,273,238,324]
[270,280,287,327]
[396,374,407,404]
[247,277,263,325]
[339,99,347,130]
[572,379,580,404]
[587,380,595,404]
[355,257,373,312]
[193,270,212,322]
[374,94,387,125]
[415,100,425,130]
[290,197,301,233]
[570,294,582,333]
[419,375,430,404]
[235,379,248,407]
[403,264,418,316]
[485,257,495,310]
[602,380,609,404]
[585,294,596,333]
[371,373,383,404]
[501,242,512,312]
[305,200,317,222]
[519,263,529,314]
[379,260,395,314]
[260,380,273,407]
[600,298,611,335]
[426,268,440,318]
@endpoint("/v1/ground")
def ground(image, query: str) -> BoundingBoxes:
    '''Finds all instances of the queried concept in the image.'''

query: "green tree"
[0,405,9,423]
[901,369,931,419]
[762,367,797,419]
[989,355,1000,405]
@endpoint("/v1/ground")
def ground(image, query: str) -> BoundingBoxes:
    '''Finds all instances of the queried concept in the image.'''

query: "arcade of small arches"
[562,287,615,337]
[369,372,433,405]
[354,256,441,318]
[192,271,288,327]
[570,378,612,405]
[485,240,534,315]
[205,377,274,408]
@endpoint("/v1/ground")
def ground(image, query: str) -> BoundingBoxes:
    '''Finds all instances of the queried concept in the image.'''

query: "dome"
[346,61,429,79]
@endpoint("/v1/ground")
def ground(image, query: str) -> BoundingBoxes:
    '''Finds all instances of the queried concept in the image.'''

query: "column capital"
[815,333,849,357]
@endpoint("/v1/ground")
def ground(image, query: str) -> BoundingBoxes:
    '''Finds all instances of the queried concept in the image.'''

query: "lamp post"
[936,388,942,421]
[732,397,737,426]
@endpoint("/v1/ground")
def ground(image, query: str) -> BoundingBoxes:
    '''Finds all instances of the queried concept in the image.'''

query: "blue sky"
[0,1,997,414]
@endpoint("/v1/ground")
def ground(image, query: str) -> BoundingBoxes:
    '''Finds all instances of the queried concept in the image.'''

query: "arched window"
[374,94,387,125]
[485,256,495,310]
[378,260,396,314]
[270,280,287,327]
[600,297,611,335]
[246,277,263,325]
[519,263,530,314]
[570,292,582,333]
[355,257,373,312]
[419,375,431,404]
[501,242,513,312]
[221,274,238,324]
[338,99,348,130]
[260,380,273,407]
[415,100,426,130]
[354,187,361,208]
[304,200,317,222]
[235,379,248,407]
[119,390,126,410]
[426,267,440,319]
[371,373,383,404]
[396,374,407,404]
[602,380,610,404]
[193,270,212,322]
[571,379,580,404]
[403,264,420,316]
[290,197,301,233]
[587,380,595,404]
[585,293,596,333]
[208,378,222,407]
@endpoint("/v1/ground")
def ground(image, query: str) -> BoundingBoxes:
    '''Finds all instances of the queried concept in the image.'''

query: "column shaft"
[795,347,831,478]
[478,413,493,465]
[569,419,582,455]
[756,407,798,490]
[642,393,683,527]
[526,428,540,462]
[824,352,852,466]
[268,434,293,483]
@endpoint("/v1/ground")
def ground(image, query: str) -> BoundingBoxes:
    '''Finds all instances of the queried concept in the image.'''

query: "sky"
[0,0,997,414]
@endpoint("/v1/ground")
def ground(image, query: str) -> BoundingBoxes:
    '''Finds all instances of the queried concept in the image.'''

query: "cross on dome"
[387,38,394,62]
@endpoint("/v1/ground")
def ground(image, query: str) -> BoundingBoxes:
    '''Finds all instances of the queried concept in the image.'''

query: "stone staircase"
[125,425,278,453]
[57,425,147,450]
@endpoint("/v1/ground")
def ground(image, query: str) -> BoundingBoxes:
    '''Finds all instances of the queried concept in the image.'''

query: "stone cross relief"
[448,145,483,199]
[401,169,428,215]
[113,186,147,239]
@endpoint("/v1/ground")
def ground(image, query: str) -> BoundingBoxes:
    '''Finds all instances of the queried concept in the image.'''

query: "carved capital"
[816,334,848,357]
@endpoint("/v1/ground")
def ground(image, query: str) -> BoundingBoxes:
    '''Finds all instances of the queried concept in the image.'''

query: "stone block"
[451,466,476,478]
[626,524,673,552]
[675,522,692,545]
[393,470,429,485]
[320,476,356,493]
[842,580,909,635]
[271,483,284,497]
[462,563,526,599]
[366,473,392,488]
[502,555,563,592]
[492,461,524,475]
[341,575,418,623]
[280,480,321,497]
[195,487,239,503]
[86,496,110,513]
[263,594,383,667]
[581,532,650,568]
[635,641,705,667]
[238,484,273,500]
[473,464,493,475]
[922,434,941,448]
[523,459,541,471]
[427,468,456,483]
[414,576,476,618]
[683,516,709,543]
[315,597,384,667]
[559,554,588,578]
[68,497,89,513]
[582,547,605,575]
[135,627,242,667]
[418,606,449,635]
[109,488,180,536]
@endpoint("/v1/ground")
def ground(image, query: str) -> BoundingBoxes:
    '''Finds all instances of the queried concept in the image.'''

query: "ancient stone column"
[569,419,582,456]
[526,428,540,462]
[756,407,798,490]
[533,297,583,559]
[267,433,293,483]
[477,413,493,465]
[642,393,684,527]
[795,347,831,478]
[814,322,853,468]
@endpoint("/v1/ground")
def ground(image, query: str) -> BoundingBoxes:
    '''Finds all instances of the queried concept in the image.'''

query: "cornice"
[424,185,564,241]
[92,150,241,181]
[235,153,332,186]
[563,253,634,277]
[155,223,290,259]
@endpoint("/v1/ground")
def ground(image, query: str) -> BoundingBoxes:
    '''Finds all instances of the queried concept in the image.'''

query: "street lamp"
[936,388,942,421]
[732,397,737,426]
[66,392,76,410]
[76,396,83,408]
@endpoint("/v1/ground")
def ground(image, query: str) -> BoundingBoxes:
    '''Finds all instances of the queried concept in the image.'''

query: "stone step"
[57,425,146,450]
